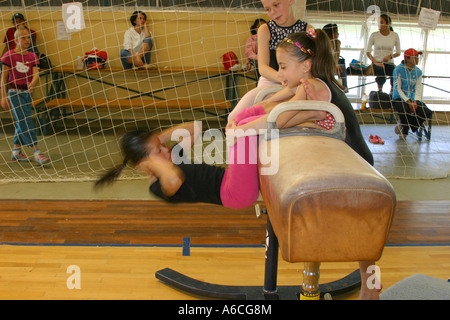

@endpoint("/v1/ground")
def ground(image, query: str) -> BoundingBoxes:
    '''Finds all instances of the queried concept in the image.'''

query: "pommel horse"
[155,98,396,300]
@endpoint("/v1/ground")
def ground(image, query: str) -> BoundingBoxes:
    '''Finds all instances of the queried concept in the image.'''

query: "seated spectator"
[323,23,347,92]
[120,11,154,70]
[392,48,432,140]
[245,18,266,78]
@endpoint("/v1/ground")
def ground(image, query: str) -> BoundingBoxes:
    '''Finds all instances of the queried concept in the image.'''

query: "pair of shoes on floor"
[369,135,385,144]
[12,150,51,165]
[394,124,407,140]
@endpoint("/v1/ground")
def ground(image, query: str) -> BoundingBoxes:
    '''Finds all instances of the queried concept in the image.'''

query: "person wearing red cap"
[2,13,38,57]
[392,48,432,140]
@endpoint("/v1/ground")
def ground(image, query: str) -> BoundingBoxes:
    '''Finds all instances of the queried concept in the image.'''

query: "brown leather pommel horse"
[155,100,396,300]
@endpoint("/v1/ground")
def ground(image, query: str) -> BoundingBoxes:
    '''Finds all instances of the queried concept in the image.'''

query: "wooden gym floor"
[0,199,448,300]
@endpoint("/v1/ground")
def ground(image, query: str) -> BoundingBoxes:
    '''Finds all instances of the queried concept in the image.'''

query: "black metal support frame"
[155,216,361,300]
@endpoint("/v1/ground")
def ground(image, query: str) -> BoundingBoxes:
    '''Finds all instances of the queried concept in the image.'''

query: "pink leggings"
[220,105,266,209]
[234,104,266,124]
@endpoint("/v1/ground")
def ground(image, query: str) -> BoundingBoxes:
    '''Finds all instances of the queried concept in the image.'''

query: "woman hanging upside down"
[95,121,260,210]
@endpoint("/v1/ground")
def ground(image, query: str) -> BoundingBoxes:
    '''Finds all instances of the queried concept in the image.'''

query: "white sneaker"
[395,124,407,140]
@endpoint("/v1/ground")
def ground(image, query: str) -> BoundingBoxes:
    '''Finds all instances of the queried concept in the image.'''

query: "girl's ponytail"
[278,29,345,90]
[95,130,153,188]
[95,158,128,188]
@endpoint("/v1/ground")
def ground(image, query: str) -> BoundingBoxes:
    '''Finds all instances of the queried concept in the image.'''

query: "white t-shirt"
[123,27,148,52]
[367,31,401,64]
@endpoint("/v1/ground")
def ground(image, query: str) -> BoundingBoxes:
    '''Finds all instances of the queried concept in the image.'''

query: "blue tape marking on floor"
[0,242,265,248]
[182,237,191,256]
[1,242,448,248]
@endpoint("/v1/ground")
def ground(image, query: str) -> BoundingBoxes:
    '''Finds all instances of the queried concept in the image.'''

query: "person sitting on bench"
[120,11,154,70]
[392,48,432,140]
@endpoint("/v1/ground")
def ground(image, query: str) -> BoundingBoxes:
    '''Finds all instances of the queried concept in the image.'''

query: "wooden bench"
[353,103,396,123]
[49,65,256,106]
[44,97,231,110]
[35,64,243,133]
[52,65,228,74]
[37,97,231,135]
[32,98,46,108]
[51,65,256,78]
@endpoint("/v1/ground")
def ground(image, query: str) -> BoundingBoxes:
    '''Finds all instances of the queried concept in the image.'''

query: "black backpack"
[368,91,393,109]
[38,53,52,69]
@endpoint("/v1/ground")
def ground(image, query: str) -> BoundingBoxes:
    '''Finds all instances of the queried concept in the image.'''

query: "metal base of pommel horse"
[155,207,361,300]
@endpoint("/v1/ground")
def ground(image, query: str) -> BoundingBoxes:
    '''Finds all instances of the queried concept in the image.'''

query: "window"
[313,18,450,109]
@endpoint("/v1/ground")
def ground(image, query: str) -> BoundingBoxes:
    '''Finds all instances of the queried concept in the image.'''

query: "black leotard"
[149,163,225,205]
[321,79,374,165]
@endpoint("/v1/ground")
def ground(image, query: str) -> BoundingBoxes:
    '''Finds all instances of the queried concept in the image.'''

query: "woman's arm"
[393,33,401,58]
[157,121,202,154]
[265,86,296,103]
[245,35,257,61]
[394,72,409,103]
[415,75,423,101]
[229,79,327,137]
[136,154,185,197]
[366,34,383,66]
[231,107,325,137]
[123,29,134,51]
[394,74,416,112]
[280,81,327,127]
[143,20,152,38]
[256,23,280,83]
[28,66,39,92]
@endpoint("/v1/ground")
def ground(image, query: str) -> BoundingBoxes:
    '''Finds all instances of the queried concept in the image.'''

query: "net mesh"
[0,0,449,184]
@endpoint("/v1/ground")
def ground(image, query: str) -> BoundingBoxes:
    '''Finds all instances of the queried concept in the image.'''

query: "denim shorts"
[120,37,153,69]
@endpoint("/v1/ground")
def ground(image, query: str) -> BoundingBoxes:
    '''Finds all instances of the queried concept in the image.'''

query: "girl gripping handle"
[229,28,372,166]
[229,29,344,137]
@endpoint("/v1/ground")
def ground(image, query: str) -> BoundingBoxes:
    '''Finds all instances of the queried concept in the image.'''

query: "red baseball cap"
[404,48,422,59]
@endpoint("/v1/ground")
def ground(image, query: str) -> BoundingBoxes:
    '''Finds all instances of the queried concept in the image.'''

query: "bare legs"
[359,261,381,300]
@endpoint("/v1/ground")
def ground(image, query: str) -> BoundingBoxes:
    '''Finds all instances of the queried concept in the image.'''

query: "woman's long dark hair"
[95,130,153,188]
[278,29,345,90]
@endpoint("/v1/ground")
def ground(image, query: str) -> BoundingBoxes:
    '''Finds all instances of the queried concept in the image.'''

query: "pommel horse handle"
[264,100,346,142]
[254,85,285,103]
